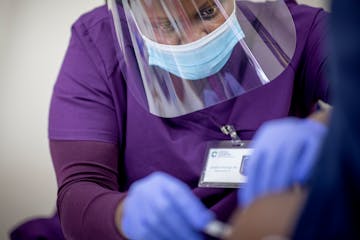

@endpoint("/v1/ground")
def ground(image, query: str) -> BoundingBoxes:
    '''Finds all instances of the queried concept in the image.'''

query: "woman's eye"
[158,21,175,32]
[200,5,218,19]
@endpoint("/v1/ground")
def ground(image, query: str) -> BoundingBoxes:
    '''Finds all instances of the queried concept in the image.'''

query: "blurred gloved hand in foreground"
[121,172,215,240]
[239,117,327,207]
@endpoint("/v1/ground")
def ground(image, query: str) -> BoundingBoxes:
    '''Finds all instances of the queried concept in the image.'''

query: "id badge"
[199,140,253,188]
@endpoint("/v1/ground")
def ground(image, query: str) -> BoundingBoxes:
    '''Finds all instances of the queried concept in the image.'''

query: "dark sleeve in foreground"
[50,140,126,240]
[293,0,360,239]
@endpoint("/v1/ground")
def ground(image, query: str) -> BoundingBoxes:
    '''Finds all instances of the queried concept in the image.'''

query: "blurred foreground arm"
[227,188,306,240]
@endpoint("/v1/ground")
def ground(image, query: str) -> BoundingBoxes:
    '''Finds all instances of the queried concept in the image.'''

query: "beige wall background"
[0,0,330,239]
[0,1,103,239]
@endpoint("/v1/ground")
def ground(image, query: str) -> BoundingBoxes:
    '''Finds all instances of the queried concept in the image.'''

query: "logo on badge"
[211,151,218,158]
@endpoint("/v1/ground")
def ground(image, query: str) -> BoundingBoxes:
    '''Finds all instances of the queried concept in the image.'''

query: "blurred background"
[0,0,330,239]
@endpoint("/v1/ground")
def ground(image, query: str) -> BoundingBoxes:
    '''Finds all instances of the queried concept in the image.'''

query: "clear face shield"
[107,0,296,118]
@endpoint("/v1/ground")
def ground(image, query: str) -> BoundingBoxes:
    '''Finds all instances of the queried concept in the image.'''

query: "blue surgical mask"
[141,9,245,80]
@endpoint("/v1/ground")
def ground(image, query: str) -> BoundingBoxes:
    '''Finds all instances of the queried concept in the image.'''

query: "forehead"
[133,0,219,18]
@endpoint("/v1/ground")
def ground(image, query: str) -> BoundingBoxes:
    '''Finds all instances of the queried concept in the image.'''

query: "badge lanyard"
[199,124,253,188]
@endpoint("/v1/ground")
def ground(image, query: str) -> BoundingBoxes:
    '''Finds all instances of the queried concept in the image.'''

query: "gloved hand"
[121,172,215,240]
[239,118,327,207]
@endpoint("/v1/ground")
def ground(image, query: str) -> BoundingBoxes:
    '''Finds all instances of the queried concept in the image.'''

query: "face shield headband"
[108,0,296,118]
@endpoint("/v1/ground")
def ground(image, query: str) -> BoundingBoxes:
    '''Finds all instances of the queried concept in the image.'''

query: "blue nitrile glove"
[121,172,215,240]
[239,118,327,207]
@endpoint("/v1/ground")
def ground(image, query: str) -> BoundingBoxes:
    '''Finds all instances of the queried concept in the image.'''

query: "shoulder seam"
[72,17,115,86]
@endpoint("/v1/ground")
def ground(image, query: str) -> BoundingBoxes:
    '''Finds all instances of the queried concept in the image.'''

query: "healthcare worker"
[49,0,329,239]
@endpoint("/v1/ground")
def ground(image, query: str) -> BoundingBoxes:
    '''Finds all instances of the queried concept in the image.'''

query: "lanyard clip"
[220,125,242,146]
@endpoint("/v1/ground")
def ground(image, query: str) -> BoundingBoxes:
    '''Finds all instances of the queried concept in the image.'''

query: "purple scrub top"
[48,1,329,239]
